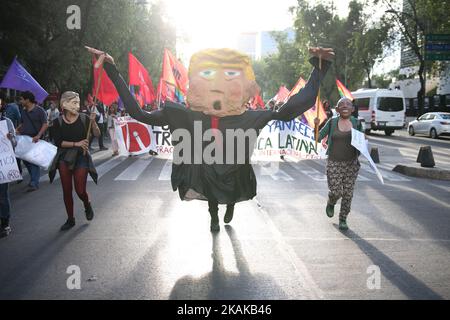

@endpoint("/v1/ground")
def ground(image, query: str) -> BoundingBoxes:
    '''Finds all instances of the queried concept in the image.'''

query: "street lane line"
[159,160,172,180]
[89,156,125,181]
[115,158,154,181]
[254,198,325,299]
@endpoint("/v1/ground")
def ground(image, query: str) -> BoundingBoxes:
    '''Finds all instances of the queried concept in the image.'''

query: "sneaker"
[60,218,75,231]
[339,219,349,231]
[112,151,119,157]
[224,205,234,224]
[85,203,94,221]
[26,186,38,193]
[326,203,334,218]
[0,226,11,238]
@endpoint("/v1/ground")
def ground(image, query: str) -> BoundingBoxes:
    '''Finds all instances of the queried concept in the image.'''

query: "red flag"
[303,98,328,128]
[285,76,327,127]
[250,94,265,109]
[284,77,307,103]
[158,49,188,104]
[92,57,119,106]
[273,86,290,104]
[128,52,156,106]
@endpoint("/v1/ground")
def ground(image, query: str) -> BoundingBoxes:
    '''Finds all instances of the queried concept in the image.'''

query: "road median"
[393,164,450,181]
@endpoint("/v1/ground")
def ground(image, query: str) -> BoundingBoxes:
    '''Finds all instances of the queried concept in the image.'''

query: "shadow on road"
[0,224,89,299]
[169,225,287,300]
[335,225,443,300]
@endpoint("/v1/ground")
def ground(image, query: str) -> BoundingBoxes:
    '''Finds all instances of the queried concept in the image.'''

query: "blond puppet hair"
[189,48,255,80]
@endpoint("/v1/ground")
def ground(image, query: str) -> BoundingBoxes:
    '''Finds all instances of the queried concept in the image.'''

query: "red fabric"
[158,49,188,103]
[248,94,265,109]
[92,57,119,106]
[129,52,156,105]
[58,162,90,218]
[210,116,222,148]
[274,86,290,104]
[286,77,307,102]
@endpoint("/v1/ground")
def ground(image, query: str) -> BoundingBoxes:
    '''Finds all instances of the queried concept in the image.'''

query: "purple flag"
[0,57,49,103]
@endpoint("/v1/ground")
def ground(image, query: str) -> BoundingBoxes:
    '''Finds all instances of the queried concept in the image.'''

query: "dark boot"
[326,202,335,218]
[208,200,220,232]
[60,217,75,231]
[85,202,94,221]
[224,204,235,224]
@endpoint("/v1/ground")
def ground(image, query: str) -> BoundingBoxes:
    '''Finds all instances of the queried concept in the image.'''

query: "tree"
[0,0,176,101]
[287,0,393,103]
[378,0,450,115]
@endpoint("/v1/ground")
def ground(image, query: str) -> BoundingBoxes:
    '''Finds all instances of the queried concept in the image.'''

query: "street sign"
[425,34,450,61]
[426,34,450,42]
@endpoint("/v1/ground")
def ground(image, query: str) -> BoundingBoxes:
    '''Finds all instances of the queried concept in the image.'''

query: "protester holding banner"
[16,91,48,192]
[88,46,333,232]
[107,103,119,156]
[48,91,100,231]
[0,95,18,238]
[317,97,363,231]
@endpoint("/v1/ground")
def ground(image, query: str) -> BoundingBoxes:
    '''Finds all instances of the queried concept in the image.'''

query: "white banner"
[252,119,328,161]
[351,128,384,184]
[150,124,173,158]
[113,117,327,161]
[0,120,22,183]
[114,116,156,156]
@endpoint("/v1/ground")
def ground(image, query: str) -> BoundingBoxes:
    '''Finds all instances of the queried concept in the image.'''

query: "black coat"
[104,58,330,204]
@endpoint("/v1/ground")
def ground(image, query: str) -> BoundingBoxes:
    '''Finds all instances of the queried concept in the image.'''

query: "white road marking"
[115,158,154,181]
[158,160,172,181]
[89,156,125,181]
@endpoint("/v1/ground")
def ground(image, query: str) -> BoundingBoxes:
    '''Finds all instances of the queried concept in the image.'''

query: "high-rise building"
[237,28,295,60]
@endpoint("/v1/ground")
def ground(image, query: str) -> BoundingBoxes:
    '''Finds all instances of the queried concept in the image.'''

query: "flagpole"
[157,78,162,110]
[315,54,322,150]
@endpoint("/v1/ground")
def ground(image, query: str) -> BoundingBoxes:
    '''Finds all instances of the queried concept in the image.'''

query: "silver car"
[408,112,450,139]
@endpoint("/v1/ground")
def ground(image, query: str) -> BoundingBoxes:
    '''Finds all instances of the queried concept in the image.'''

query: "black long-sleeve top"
[104,57,330,204]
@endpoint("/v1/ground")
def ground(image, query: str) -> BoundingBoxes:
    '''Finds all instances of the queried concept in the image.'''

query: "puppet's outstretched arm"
[103,62,168,126]
[272,57,331,122]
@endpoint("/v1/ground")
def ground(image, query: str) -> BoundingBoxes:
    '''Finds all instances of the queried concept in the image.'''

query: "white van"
[352,89,406,136]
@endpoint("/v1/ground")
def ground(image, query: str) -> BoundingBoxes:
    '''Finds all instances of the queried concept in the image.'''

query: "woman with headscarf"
[49,91,100,231]
[317,97,363,230]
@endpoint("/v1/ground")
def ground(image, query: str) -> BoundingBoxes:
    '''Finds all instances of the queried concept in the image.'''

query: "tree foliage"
[255,0,395,105]
[376,0,450,114]
[0,0,175,100]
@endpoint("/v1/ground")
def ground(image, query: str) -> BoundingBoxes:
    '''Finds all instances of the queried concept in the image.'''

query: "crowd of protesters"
[0,90,125,237]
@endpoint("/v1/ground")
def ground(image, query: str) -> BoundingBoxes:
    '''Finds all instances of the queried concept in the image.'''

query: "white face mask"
[62,98,80,115]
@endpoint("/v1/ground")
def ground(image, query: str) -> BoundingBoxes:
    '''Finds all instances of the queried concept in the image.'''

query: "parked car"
[408,112,450,139]
[352,89,406,136]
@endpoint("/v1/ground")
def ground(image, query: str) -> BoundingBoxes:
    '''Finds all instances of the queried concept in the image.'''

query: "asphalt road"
[0,130,449,300]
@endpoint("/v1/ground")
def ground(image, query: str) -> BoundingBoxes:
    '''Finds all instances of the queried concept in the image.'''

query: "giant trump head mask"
[187,48,260,117]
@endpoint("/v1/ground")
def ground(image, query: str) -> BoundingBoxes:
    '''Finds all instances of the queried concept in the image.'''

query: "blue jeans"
[23,161,41,188]
[0,183,10,220]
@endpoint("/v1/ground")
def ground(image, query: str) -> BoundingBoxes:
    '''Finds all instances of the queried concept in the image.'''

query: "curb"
[393,165,450,181]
